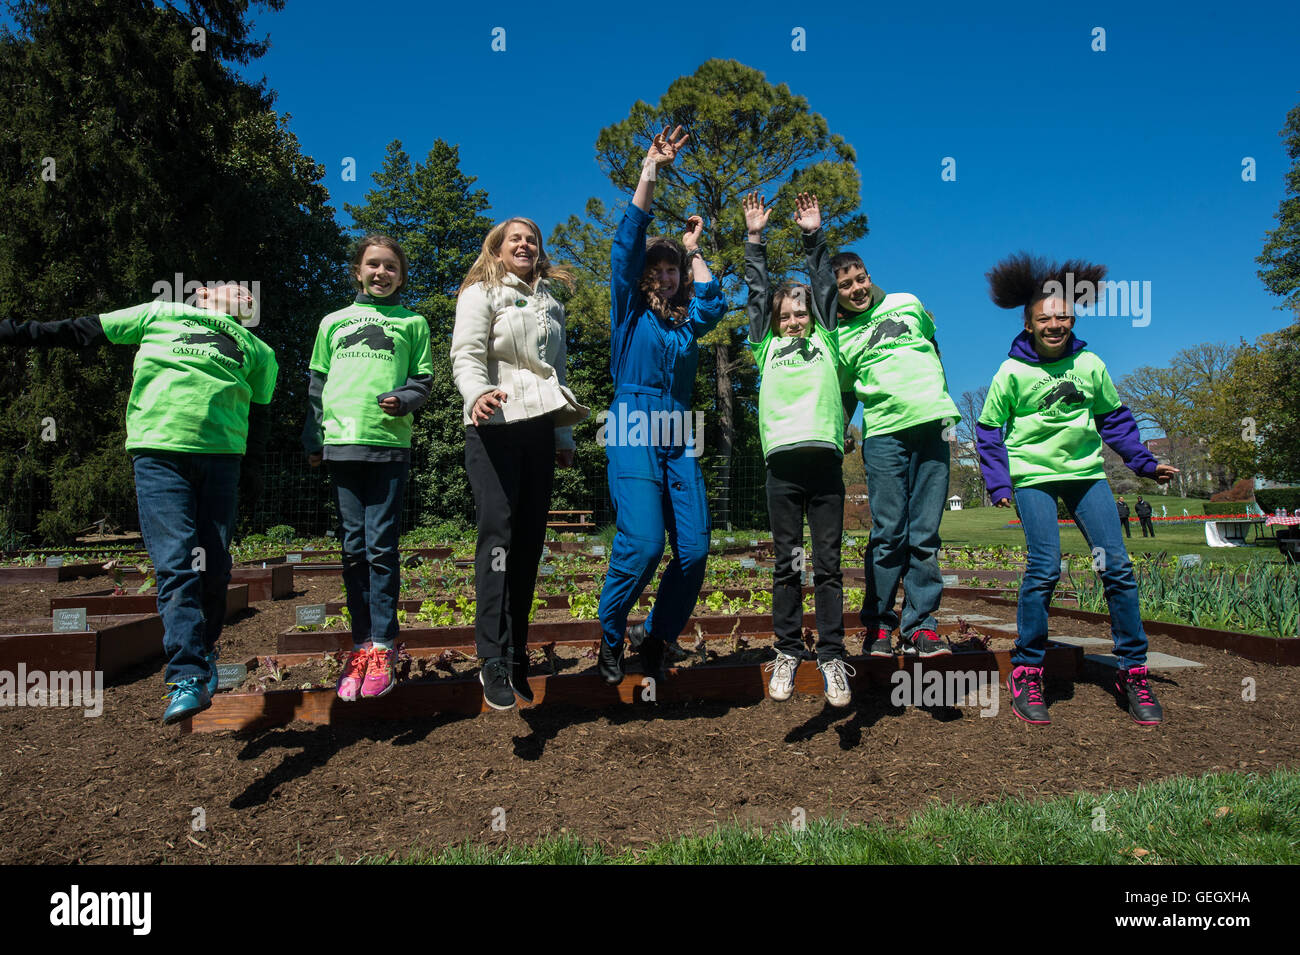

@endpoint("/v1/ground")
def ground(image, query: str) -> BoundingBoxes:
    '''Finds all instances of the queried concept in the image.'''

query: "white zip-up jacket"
[451,273,589,451]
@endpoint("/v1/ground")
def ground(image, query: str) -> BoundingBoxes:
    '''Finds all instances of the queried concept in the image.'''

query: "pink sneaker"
[361,646,397,698]
[337,643,372,702]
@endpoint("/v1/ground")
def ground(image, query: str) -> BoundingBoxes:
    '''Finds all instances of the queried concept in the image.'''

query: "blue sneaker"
[163,677,212,725]
[204,648,220,697]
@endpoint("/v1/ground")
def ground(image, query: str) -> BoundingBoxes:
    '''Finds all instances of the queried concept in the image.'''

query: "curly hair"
[986,252,1107,315]
[639,236,693,322]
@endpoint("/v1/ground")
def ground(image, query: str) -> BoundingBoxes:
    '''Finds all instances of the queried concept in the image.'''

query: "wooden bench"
[548,510,594,531]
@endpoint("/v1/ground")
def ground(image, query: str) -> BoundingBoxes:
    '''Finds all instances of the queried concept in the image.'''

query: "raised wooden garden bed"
[951,589,1300,667]
[180,642,1082,734]
[0,613,163,680]
[49,584,250,620]
[229,564,294,601]
[0,562,111,584]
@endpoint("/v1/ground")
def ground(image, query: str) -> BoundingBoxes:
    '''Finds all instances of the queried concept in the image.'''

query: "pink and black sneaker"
[1114,665,1164,725]
[907,629,952,658]
[1007,665,1050,725]
[868,627,895,657]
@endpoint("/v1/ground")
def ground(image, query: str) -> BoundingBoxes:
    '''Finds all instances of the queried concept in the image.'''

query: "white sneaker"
[764,651,801,701]
[817,658,855,708]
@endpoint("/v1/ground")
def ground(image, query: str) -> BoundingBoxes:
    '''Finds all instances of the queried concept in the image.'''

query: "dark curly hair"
[640,236,694,321]
[986,252,1107,317]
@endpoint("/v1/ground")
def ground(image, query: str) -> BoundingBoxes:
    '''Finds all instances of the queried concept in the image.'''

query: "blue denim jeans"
[1014,478,1148,669]
[860,419,950,638]
[133,452,240,684]
[329,460,408,649]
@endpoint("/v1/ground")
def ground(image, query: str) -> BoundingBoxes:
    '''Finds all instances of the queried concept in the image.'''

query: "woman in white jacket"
[452,218,589,711]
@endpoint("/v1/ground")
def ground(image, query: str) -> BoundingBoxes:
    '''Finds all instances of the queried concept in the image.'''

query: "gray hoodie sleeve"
[378,375,433,416]
[302,370,326,456]
[803,228,839,332]
[743,240,773,344]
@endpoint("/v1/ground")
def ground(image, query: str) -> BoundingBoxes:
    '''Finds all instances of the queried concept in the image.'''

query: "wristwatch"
[684,248,703,264]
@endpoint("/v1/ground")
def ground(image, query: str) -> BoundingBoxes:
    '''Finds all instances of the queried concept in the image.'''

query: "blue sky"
[21,1,1300,418]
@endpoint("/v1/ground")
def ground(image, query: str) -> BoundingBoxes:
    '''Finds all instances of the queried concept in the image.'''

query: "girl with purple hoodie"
[976,254,1178,727]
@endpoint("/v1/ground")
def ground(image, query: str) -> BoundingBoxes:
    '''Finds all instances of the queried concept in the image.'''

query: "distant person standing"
[1136,495,1154,537]
[1116,495,1131,537]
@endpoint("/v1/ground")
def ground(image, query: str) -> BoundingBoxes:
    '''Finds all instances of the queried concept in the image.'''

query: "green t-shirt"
[309,302,434,449]
[837,292,959,436]
[98,301,278,454]
[751,324,843,459]
[978,349,1122,487]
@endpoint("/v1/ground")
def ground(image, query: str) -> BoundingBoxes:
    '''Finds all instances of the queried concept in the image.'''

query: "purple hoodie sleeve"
[1094,405,1159,478]
[976,423,1014,504]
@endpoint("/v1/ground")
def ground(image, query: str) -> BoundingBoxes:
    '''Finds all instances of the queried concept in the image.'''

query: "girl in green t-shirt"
[976,253,1178,726]
[743,192,853,709]
[303,235,435,703]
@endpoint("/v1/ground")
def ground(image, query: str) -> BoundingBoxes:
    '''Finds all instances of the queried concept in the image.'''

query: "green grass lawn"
[931,495,1287,567]
[370,769,1299,865]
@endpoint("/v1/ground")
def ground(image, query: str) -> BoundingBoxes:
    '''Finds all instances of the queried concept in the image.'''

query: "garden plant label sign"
[295,604,327,627]
[52,608,87,632]
[286,553,303,563]
[942,575,959,587]
[45,556,65,568]
[215,663,247,690]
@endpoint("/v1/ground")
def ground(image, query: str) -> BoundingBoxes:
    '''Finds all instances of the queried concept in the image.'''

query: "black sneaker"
[907,629,952,658]
[1114,665,1164,725]
[868,627,895,657]
[1006,665,1050,725]
[479,657,515,711]
[639,633,666,683]
[510,650,534,705]
[598,638,625,684]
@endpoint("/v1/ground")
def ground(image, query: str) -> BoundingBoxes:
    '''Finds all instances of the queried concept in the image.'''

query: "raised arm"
[794,193,836,332]
[631,125,688,214]
[742,192,774,344]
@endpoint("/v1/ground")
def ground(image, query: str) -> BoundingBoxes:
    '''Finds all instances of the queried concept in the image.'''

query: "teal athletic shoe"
[204,648,220,697]
[163,677,212,725]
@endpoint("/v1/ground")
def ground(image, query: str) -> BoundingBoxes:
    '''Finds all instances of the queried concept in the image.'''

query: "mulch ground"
[0,573,1297,863]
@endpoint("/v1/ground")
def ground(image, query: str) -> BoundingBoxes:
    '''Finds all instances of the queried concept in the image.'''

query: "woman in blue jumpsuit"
[597,126,727,684]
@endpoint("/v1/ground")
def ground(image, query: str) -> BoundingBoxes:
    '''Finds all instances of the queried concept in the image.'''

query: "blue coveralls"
[597,204,727,648]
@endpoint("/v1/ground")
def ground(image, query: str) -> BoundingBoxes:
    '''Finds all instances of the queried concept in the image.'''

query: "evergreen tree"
[0,0,342,542]
[551,59,867,528]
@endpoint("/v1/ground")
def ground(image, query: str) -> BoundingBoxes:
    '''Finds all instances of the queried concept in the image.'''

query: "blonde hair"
[639,236,693,322]
[458,218,574,294]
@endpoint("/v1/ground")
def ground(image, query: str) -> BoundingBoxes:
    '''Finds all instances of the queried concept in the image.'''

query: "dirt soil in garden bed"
[0,574,1297,863]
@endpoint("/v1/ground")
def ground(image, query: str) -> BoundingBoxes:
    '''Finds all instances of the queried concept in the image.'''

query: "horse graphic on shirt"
[1037,379,1088,413]
[338,323,396,353]
[176,330,244,365]
[865,318,910,350]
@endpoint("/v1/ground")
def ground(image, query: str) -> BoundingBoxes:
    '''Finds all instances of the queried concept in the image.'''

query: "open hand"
[647,125,689,168]
[1154,464,1180,485]
[994,497,1012,507]
[742,192,771,237]
[794,192,822,233]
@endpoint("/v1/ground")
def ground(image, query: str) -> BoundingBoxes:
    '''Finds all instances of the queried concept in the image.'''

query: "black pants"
[1120,516,1131,538]
[766,449,845,661]
[465,416,555,661]
[1139,516,1154,537]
